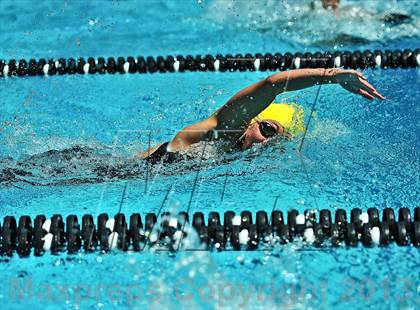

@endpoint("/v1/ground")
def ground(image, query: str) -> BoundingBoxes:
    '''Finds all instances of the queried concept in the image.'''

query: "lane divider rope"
[1,207,419,258]
[1,49,419,78]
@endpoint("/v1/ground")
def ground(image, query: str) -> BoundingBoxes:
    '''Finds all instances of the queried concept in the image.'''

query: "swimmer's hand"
[334,70,385,100]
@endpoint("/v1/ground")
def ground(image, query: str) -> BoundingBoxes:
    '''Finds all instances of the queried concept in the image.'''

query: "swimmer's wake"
[0,143,260,187]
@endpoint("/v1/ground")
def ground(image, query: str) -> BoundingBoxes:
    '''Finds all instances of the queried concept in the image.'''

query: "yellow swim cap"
[251,102,305,136]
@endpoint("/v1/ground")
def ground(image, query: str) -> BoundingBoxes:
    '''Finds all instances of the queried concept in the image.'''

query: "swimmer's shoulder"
[137,143,165,159]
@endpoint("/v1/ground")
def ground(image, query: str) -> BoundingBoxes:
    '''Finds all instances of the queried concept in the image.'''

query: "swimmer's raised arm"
[160,68,384,153]
[215,68,384,130]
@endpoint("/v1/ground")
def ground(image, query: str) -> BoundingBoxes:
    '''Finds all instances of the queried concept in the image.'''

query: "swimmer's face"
[237,119,290,150]
[322,0,339,10]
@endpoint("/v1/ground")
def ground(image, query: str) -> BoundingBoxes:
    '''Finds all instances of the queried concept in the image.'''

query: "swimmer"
[310,0,340,12]
[311,0,411,27]
[139,68,384,163]
[321,0,339,11]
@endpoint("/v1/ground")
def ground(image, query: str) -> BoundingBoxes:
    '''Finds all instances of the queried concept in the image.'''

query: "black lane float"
[1,207,419,257]
[0,49,419,78]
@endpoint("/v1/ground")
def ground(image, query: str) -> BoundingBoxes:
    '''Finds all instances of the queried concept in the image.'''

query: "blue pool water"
[0,0,419,308]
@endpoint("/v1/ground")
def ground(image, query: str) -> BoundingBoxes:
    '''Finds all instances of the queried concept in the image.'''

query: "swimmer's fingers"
[342,83,374,101]
[346,70,385,100]
[368,88,385,100]
[337,70,385,100]
[359,79,385,100]
[352,71,385,100]
[358,76,376,92]
[355,71,368,80]
[357,77,385,100]
[351,86,377,101]
[359,89,375,100]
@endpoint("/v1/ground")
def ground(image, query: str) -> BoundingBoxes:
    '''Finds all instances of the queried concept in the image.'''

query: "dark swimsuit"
[145,142,178,164]
[145,130,221,164]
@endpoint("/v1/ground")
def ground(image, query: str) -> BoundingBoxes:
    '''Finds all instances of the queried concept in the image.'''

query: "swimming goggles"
[258,121,278,139]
